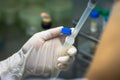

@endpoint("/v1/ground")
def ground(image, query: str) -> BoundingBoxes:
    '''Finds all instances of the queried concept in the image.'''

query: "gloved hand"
[0,27,77,79]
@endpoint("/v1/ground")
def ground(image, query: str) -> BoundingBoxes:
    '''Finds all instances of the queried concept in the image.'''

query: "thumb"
[37,26,63,40]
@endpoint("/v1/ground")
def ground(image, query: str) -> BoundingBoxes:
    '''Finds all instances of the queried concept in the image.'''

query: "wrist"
[0,49,26,79]
[0,59,9,76]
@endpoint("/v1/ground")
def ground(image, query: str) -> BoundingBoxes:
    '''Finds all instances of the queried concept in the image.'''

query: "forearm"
[85,1,120,80]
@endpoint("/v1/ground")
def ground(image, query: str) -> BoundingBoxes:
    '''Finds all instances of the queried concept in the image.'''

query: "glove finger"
[57,55,75,64]
[67,46,77,57]
[36,27,74,41]
[36,26,63,41]
[57,57,75,71]
[57,63,69,71]
[57,56,70,64]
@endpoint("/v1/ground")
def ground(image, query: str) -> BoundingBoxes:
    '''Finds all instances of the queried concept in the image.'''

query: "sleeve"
[0,49,27,80]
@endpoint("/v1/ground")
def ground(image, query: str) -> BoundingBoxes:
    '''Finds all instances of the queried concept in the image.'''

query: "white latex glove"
[0,26,77,79]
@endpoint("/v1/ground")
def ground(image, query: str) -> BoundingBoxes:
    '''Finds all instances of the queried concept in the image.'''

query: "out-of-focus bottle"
[40,12,52,29]
[101,9,109,30]
[95,7,110,30]
[90,10,100,37]
[89,10,100,54]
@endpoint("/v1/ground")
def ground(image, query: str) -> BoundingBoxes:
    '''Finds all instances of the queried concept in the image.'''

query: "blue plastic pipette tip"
[61,27,71,35]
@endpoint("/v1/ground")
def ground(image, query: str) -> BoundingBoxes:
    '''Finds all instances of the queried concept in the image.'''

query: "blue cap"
[90,10,100,19]
[61,27,71,35]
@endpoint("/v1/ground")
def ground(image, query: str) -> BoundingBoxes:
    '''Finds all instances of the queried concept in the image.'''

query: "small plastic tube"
[89,10,100,53]
[90,10,100,35]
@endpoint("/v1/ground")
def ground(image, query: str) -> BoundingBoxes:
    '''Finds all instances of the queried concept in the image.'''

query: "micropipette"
[62,0,96,56]
[50,0,96,79]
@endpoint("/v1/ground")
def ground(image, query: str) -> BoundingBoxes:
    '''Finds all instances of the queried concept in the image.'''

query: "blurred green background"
[0,0,73,60]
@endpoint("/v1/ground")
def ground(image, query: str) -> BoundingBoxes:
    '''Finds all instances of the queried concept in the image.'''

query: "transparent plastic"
[50,1,96,80]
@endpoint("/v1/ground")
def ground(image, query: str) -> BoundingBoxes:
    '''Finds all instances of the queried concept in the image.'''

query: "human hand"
[0,27,77,80]
[22,26,77,76]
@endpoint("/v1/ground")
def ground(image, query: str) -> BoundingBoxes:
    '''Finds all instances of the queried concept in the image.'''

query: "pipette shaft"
[62,1,96,56]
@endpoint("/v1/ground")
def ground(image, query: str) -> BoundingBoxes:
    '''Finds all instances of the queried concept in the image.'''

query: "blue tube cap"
[61,27,71,35]
[90,10,100,19]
